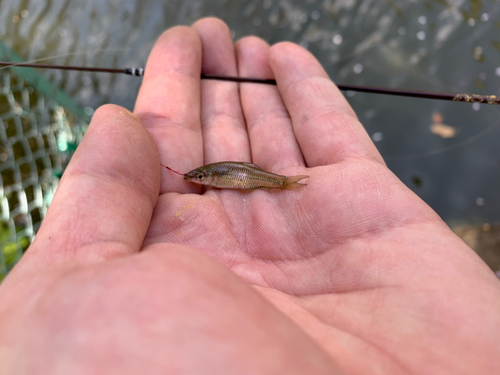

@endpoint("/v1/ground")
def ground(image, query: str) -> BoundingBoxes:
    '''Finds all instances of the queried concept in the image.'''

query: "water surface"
[1,0,499,225]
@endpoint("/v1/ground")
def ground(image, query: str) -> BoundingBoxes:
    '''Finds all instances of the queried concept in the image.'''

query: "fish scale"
[213,163,285,189]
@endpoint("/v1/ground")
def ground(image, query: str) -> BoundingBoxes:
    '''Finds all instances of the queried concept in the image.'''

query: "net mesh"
[0,63,87,281]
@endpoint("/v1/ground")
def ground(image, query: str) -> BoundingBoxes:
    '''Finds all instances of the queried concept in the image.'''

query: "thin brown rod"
[202,74,500,105]
[1,61,499,105]
[0,61,125,73]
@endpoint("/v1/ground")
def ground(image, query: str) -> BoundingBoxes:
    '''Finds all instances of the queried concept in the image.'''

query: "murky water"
[1,0,499,225]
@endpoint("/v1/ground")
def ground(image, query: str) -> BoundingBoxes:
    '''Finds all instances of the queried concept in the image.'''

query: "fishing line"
[0,48,132,72]
[160,164,184,176]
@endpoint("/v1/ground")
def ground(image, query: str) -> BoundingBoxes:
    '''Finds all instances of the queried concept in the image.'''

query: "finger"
[192,18,250,163]
[24,105,160,266]
[268,42,384,167]
[235,36,304,171]
[134,26,203,194]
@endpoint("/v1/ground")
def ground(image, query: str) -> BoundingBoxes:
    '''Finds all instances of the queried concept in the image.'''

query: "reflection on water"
[0,0,499,226]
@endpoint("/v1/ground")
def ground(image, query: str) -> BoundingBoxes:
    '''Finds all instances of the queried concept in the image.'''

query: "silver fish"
[183,162,309,190]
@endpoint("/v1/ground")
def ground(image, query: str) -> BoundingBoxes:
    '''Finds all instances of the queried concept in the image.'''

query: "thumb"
[21,104,161,268]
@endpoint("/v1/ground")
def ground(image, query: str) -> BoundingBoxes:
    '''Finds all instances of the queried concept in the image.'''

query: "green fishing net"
[0,41,89,281]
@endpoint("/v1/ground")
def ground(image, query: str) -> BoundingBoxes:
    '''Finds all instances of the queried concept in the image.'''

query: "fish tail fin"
[283,175,309,190]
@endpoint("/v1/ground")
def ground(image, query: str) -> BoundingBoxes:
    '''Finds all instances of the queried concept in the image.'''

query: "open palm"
[1,18,499,375]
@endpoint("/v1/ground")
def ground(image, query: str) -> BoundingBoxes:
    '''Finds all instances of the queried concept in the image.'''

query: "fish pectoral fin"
[283,175,309,190]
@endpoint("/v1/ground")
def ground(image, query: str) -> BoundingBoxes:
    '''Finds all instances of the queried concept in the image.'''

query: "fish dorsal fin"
[241,162,264,170]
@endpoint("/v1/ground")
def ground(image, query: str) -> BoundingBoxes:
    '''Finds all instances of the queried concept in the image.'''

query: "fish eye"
[196,174,204,180]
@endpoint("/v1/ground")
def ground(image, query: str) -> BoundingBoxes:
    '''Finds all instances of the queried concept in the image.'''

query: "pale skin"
[0,18,499,375]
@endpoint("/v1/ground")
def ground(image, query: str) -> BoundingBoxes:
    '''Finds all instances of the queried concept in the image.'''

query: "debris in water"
[429,112,458,138]
[411,175,423,188]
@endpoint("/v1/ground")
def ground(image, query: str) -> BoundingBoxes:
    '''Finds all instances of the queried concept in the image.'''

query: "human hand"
[1,18,499,375]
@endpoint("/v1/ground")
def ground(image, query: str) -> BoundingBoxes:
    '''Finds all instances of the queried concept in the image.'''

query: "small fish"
[162,162,309,190]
